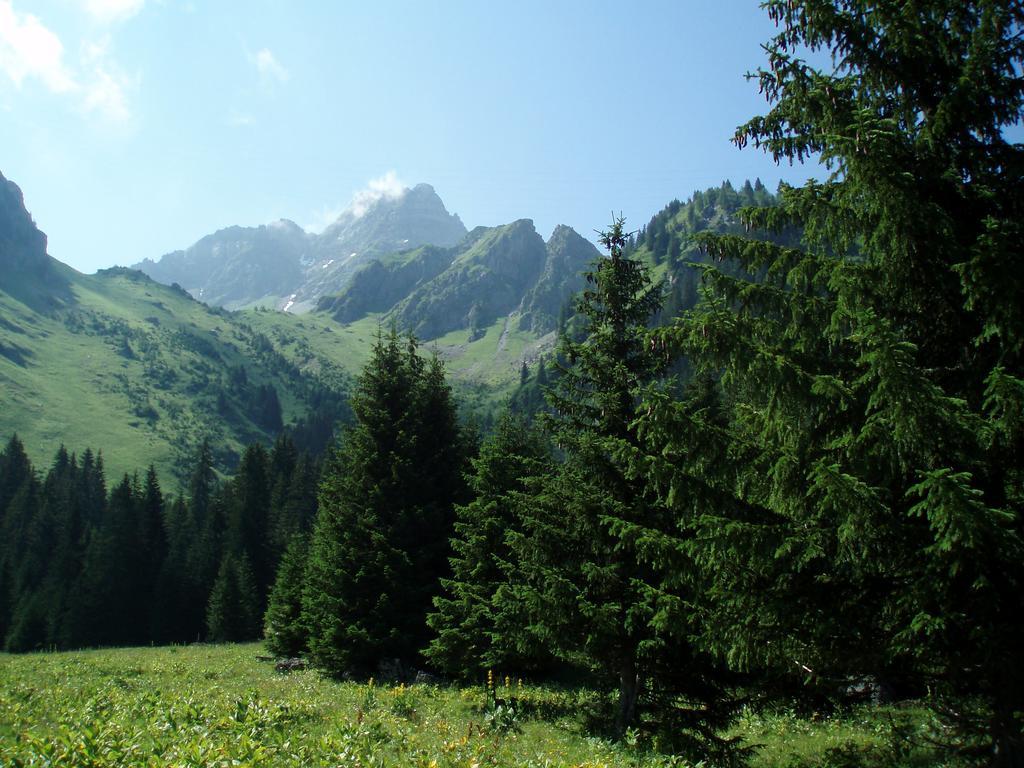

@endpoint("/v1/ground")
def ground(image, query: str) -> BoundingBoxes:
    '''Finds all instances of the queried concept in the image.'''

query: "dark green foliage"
[426,411,553,679]
[0,435,33,641]
[303,327,467,676]
[286,387,351,458]
[267,433,320,556]
[253,384,283,433]
[138,466,166,638]
[263,534,310,658]
[0,444,171,650]
[0,430,322,651]
[173,441,223,641]
[509,356,553,420]
[511,219,737,754]
[522,220,736,754]
[225,443,272,603]
[72,474,139,646]
[634,0,1024,761]
[206,551,261,642]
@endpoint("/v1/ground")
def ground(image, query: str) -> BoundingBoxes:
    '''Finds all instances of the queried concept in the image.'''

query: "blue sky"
[1,0,817,274]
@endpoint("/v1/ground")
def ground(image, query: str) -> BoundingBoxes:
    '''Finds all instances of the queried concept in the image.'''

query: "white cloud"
[350,171,406,218]
[82,65,132,122]
[305,172,409,233]
[0,1,138,124]
[255,47,288,83]
[0,0,77,92]
[80,35,137,123]
[80,0,145,24]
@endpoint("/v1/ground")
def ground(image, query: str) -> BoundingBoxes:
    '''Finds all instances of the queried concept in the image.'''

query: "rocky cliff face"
[0,171,49,280]
[316,244,454,323]
[133,220,309,309]
[518,224,597,333]
[130,180,601,344]
[316,219,600,342]
[133,183,466,311]
[390,220,548,340]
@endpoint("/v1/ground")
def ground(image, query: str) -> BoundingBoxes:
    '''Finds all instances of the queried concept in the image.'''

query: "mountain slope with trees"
[0,175,351,485]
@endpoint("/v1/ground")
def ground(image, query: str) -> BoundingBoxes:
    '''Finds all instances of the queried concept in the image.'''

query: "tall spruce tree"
[207,551,261,642]
[155,441,222,643]
[225,443,272,606]
[303,327,466,676]
[0,435,34,642]
[514,219,736,753]
[425,410,552,679]
[138,466,166,640]
[73,474,138,646]
[263,533,310,658]
[634,1,1024,761]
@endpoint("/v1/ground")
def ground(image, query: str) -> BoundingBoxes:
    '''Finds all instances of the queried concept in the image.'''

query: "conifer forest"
[1,1,1022,766]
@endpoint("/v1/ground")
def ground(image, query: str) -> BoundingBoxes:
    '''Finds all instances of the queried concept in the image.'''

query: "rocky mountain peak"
[135,182,468,311]
[0,171,49,277]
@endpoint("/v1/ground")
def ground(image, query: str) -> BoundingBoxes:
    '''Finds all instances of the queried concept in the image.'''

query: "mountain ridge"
[132,183,467,312]
[315,218,599,342]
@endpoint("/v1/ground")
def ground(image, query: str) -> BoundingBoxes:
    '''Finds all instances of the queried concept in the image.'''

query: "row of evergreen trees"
[255,220,737,757]
[265,1,1024,762]
[0,433,318,651]
[0,1,1019,762]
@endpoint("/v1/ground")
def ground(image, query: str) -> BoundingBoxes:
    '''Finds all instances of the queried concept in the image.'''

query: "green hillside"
[1,172,784,487]
[0,258,554,486]
[0,262,350,487]
[243,307,555,407]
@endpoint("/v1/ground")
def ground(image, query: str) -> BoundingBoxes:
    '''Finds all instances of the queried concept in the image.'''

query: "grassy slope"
[245,308,556,408]
[0,644,949,768]
[0,264,348,489]
[2,193,739,489]
[0,256,553,491]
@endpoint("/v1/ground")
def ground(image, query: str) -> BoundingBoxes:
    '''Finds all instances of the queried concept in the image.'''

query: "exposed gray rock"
[133,183,466,311]
[390,219,548,340]
[518,224,600,333]
[0,170,49,279]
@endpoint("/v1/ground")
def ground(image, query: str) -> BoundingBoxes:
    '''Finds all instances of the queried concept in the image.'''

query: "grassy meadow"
[0,644,952,767]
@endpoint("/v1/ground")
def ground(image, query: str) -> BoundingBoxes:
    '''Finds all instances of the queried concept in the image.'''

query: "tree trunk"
[616,657,639,738]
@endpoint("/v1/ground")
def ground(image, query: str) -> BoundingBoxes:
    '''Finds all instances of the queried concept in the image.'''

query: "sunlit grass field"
[0,643,955,767]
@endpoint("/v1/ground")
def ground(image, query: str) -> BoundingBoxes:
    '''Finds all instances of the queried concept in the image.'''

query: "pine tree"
[154,441,221,643]
[152,494,193,643]
[303,328,466,676]
[73,474,138,646]
[268,433,299,555]
[0,435,34,642]
[0,434,32,516]
[0,472,43,650]
[514,219,735,751]
[207,551,261,642]
[44,448,93,648]
[426,411,552,679]
[263,533,310,658]
[225,443,272,605]
[635,1,1024,761]
[138,466,166,640]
